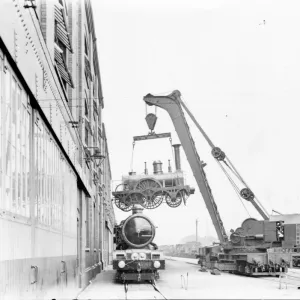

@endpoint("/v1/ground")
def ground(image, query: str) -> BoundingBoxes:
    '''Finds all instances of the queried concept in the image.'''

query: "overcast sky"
[92,0,300,245]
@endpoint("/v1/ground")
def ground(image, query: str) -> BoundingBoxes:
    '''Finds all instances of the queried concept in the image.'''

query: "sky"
[92,0,300,245]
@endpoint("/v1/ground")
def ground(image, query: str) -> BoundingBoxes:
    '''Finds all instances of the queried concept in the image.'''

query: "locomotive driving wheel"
[142,191,164,209]
[125,192,146,207]
[166,191,182,208]
[114,197,133,212]
[115,183,130,192]
[135,179,162,202]
[176,189,189,205]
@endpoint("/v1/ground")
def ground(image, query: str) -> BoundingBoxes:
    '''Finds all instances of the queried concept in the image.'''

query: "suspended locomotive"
[113,205,165,282]
[113,145,195,212]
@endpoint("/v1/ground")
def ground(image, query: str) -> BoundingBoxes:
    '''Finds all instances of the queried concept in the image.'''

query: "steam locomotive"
[113,205,165,282]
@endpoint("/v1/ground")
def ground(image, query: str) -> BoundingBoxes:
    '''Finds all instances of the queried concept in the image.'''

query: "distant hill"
[180,235,218,246]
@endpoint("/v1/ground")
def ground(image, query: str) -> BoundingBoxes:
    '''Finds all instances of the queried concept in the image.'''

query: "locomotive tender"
[113,205,165,282]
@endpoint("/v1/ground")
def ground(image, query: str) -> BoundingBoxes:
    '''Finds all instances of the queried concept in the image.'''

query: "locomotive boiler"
[113,205,165,282]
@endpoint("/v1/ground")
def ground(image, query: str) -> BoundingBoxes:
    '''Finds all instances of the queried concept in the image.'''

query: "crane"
[143,90,269,244]
[143,91,298,276]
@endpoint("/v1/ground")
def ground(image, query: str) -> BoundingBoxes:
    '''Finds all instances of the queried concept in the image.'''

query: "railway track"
[124,280,167,300]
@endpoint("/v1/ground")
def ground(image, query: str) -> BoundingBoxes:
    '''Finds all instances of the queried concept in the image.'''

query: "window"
[93,76,97,99]
[85,122,89,146]
[86,196,92,248]
[0,49,76,234]
[0,63,31,218]
[54,2,73,89]
[93,199,97,249]
[84,34,88,56]
[85,57,92,89]
[34,112,76,233]
[85,98,89,118]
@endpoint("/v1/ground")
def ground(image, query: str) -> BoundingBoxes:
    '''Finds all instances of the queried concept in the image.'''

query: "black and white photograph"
[0,0,300,299]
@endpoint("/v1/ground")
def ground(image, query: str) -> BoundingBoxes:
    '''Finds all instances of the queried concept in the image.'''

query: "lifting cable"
[217,161,251,218]
[223,157,269,217]
[130,141,135,172]
[223,160,243,182]
[178,96,269,220]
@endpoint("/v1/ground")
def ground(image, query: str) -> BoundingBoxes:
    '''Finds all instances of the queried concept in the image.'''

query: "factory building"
[0,0,115,298]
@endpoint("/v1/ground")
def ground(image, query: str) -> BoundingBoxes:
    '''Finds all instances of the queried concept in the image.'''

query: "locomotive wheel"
[115,183,130,192]
[135,179,162,201]
[142,191,164,209]
[177,189,188,206]
[166,192,182,208]
[125,192,146,207]
[115,197,133,212]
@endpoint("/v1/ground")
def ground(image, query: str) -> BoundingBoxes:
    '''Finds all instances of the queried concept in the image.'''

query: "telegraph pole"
[196,219,199,243]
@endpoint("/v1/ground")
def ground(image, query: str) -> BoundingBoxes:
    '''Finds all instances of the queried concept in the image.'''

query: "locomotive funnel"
[132,204,144,214]
[172,144,181,171]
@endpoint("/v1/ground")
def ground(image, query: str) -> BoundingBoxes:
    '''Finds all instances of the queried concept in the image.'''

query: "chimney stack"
[172,144,181,171]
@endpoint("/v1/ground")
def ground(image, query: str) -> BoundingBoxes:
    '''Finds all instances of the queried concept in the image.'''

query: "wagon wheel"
[125,192,146,207]
[142,191,164,209]
[135,179,162,201]
[166,192,182,208]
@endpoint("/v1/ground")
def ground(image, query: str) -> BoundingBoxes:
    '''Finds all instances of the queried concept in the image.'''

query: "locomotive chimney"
[153,160,163,174]
[172,144,181,171]
[132,204,144,214]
